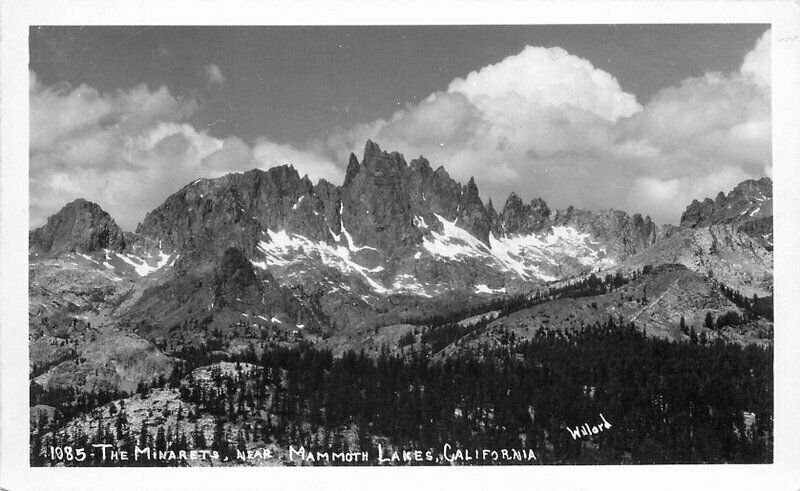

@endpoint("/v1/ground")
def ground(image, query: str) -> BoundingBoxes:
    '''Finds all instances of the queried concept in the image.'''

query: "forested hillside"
[33,319,772,466]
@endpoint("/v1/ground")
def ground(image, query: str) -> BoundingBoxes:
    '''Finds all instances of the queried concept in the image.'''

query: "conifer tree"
[138,423,149,448]
[704,312,714,330]
[156,426,167,452]
[193,422,206,448]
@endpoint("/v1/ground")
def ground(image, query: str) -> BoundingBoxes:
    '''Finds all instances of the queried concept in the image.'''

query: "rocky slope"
[681,177,773,251]
[125,247,329,338]
[454,264,771,352]
[621,225,772,298]
[620,179,773,298]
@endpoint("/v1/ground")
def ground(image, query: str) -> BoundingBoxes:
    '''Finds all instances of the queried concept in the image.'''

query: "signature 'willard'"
[566,414,613,440]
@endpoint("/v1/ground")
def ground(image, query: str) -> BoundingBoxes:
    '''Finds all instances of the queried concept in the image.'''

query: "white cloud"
[30,29,771,231]
[30,80,198,167]
[253,139,344,184]
[29,78,209,228]
[608,30,771,218]
[741,30,770,88]
[447,46,641,122]
[29,73,343,229]
[203,63,226,86]
[625,167,753,223]
[320,31,771,225]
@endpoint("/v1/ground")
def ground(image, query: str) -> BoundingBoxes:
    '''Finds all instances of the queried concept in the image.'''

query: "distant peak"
[464,177,479,196]
[680,176,772,228]
[433,165,451,179]
[30,199,126,255]
[363,139,384,163]
[61,198,105,212]
[504,192,522,206]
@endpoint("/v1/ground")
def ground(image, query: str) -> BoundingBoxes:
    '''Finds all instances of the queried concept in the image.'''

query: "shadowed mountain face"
[127,246,326,332]
[30,198,127,255]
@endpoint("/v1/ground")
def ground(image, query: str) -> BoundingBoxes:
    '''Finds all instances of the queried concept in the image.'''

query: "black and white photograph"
[2,1,800,490]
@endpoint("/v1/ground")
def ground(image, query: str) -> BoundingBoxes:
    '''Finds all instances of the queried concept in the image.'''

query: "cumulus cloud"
[29,76,342,229]
[30,29,771,230]
[316,44,644,216]
[203,63,226,86]
[320,30,771,225]
[612,29,771,219]
[253,140,344,185]
[741,30,770,88]
[29,78,206,228]
[447,46,641,122]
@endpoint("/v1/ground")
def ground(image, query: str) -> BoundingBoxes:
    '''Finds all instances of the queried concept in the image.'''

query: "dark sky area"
[30,25,767,145]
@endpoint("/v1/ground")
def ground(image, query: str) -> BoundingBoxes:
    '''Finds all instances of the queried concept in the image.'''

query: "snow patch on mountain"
[259,229,387,293]
[423,214,491,259]
[115,250,173,277]
[423,215,615,282]
[475,284,506,294]
[392,274,433,298]
[95,249,175,278]
[340,221,377,253]
[254,215,617,297]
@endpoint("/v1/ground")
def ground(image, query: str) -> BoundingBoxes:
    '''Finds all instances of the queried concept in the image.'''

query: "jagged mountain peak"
[34,142,774,309]
[135,163,327,258]
[38,141,671,297]
[30,198,126,255]
[500,193,551,236]
[362,139,384,164]
[433,165,451,178]
[344,153,360,184]
[680,177,772,228]
[504,191,522,205]
[409,155,432,174]
[549,206,657,256]
[732,177,771,196]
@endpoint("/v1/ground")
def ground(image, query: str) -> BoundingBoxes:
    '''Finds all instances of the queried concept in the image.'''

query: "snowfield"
[254,214,617,296]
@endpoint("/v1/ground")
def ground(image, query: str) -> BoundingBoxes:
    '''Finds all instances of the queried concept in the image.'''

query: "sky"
[29,25,771,230]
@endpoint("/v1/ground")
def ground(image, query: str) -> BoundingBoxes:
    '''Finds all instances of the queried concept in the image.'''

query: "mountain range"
[29,140,773,398]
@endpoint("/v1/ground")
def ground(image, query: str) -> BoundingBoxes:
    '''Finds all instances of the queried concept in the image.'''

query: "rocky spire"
[500,193,552,236]
[362,139,384,165]
[344,153,361,186]
[456,177,492,245]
